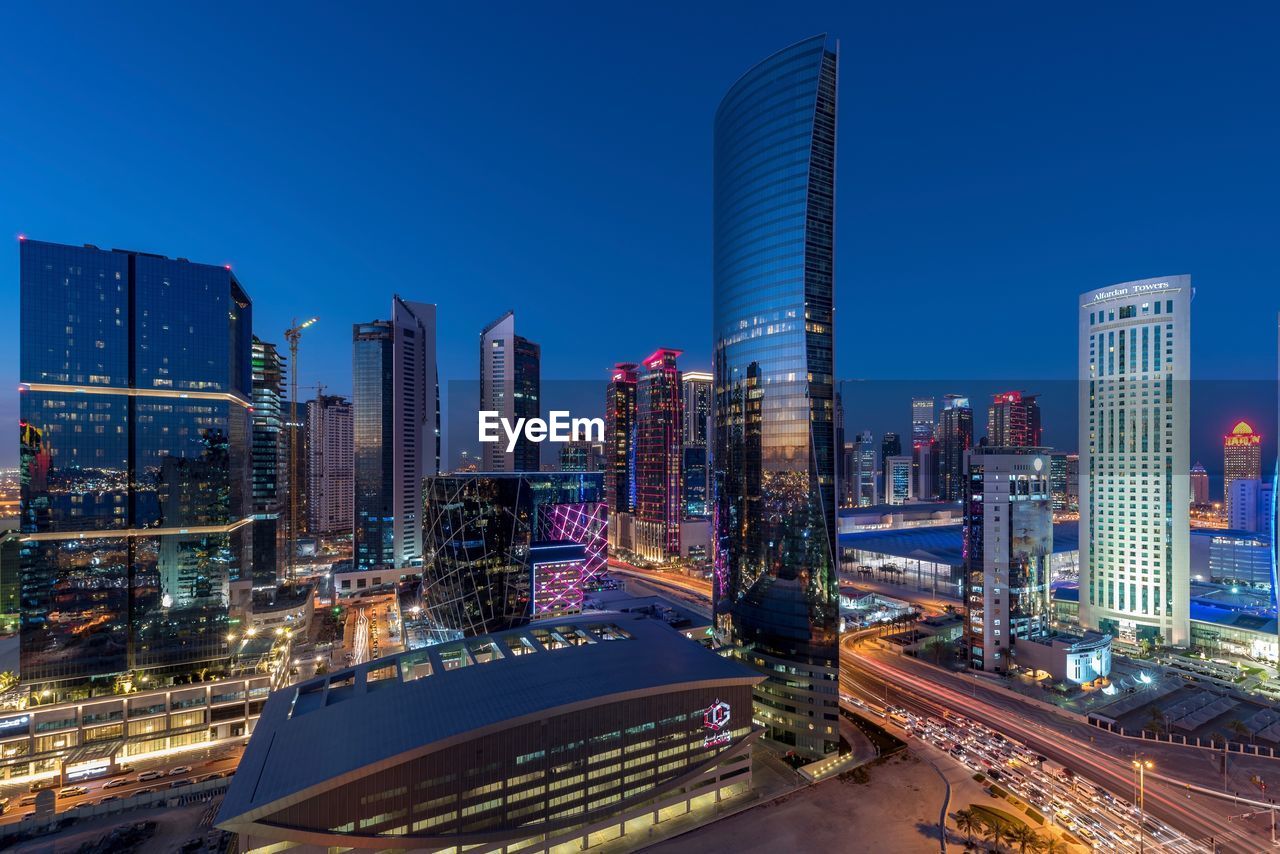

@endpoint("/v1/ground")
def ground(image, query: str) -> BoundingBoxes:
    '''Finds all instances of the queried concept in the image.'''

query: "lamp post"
[1133,757,1153,853]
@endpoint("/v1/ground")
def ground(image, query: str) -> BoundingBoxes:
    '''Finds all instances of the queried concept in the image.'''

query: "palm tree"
[1227,718,1252,745]
[1009,824,1042,853]
[992,819,1017,852]
[979,816,1004,849]
[953,809,981,849]
[1037,834,1068,854]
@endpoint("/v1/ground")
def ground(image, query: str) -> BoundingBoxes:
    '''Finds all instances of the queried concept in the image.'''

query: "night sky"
[2,3,1277,481]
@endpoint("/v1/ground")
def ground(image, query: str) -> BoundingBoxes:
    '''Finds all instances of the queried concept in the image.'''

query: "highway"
[613,562,1278,851]
[0,742,242,826]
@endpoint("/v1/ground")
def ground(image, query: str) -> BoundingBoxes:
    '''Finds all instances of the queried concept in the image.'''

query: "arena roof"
[219,613,760,826]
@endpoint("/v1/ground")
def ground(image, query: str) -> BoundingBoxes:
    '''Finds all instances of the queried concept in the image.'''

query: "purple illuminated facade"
[530,541,587,617]
[537,501,608,584]
[635,349,683,560]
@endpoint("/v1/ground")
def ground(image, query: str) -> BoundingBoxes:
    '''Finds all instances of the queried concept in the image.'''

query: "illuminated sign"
[702,699,732,747]
[0,715,30,732]
[1091,282,1171,303]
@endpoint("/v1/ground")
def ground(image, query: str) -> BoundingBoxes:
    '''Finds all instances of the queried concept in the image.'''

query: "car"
[103,777,131,789]
[28,777,59,792]
[98,795,120,804]
[18,795,39,807]
[134,787,156,796]
[195,772,222,782]
[170,779,191,789]
[117,764,135,775]
[168,765,192,776]
[58,786,89,798]
[138,770,164,782]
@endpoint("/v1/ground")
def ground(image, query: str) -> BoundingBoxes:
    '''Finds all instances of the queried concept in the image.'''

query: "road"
[633,566,1279,851]
[0,741,243,826]
[846,634,1274,852]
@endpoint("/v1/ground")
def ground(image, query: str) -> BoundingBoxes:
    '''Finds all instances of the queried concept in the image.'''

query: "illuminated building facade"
[1224,421,1262,517]
[352,297,439,569]
[1079,276,1191,646]
[1190,462,1210,507]
[988,391,1042,448]
[529,541,586,617]
[635,349,683,561]
[480,311,541,473]
[604,363,638,515]
[886,455,913,506]
[937,394,973,502]
[682,370,712,518]
[911,397,934,448]
[218,614,761,854]
[251,336,286,587]
[19,238,252,694]
[852,430,878,507]
[306,395,354,535]
[964,447,1053,673]
[712,35,840,757]
[420,472,604,638]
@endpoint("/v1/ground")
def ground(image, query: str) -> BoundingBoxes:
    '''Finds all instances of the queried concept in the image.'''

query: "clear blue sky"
[2,2,1277,474]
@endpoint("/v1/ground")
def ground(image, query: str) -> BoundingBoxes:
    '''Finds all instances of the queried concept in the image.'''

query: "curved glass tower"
[712,35,840,757]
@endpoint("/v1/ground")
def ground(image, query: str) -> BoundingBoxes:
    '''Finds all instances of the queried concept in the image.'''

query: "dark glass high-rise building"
[352,298,438,569]
[420,472,605,639]
[988,391,1042,448]
[937,394,974,501]
[604,363,638,514]
[480,311,541,473]
[881,432,902,467]
[251,336,286,587]
[19,239,252,694]
[712,35,840,757]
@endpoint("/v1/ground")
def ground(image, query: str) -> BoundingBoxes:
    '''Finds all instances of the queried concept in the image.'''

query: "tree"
[1038,834,1069,854]
[1009,824,1042,853]
[1144,706,1166,737]
[953,809,981,848]
[1227,718,1252,745]
[991,819,1017,851]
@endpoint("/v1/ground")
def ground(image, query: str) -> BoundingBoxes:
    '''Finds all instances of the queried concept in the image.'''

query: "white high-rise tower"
[1078,276,1191,646]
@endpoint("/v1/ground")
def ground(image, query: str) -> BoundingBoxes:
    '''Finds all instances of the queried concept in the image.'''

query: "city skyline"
[4,5,1280,472]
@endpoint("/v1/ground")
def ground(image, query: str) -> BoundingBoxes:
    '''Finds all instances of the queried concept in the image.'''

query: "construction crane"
[284,316,319,579]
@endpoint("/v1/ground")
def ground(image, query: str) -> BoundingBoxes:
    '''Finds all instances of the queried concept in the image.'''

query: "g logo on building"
[703,699,731,732]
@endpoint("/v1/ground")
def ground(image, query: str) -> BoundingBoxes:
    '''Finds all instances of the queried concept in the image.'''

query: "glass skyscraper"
[19,239,252,695]
[711,35,840,758]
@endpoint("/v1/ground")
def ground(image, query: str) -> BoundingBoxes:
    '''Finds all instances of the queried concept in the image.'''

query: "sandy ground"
[651,750,949,854]
[7,796,225,854]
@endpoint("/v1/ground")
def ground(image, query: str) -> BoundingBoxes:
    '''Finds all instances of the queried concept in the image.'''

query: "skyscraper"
[307,395,354,535]
[352,297,438,569]
[988,391,1042,448]
[852,430,878,507]
[251,337,287,587]
[911,397,935,449]
[19,239,252,693]
[1079,276,1190,646]
[604,363,638,514]
[881,432,902,467]
[712,35,840,758]
[964,447,1053,673]
[1224,421,1262,517]
[480,311,541,472]
[682,370,712,518]
[1190,462,1210,507]
[635,349,683,561]
[885,455,913,505]
[937,395,974,501]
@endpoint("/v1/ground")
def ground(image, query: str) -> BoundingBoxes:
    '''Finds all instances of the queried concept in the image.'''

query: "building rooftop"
[840,521,1079,567]
[219,613,759,826]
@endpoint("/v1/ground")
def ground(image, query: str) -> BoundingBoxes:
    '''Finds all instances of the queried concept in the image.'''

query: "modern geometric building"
[306,394,354,535]
[352,297,439,569]
[19,238,252,694]
[1078,276,1191,646]
[682,370,712,519]
[1224,421,1262,518]
[420,472,606,639]
[712,35,841,757]
[936,394,973,502]
[987,391,1042,448]
[963,447,1054,673]
[529,540,587,618]
[635,349,684,561]
[480,311,541,473]
[217,614,762,854]
[885,455,914,506]
[1190,462,1211,507]
[604,363,639,515]
[851,430,879,507]
[250,337,287,587]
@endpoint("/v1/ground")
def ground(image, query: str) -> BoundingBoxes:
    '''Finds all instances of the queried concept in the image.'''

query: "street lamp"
[1133,757,1153,853]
